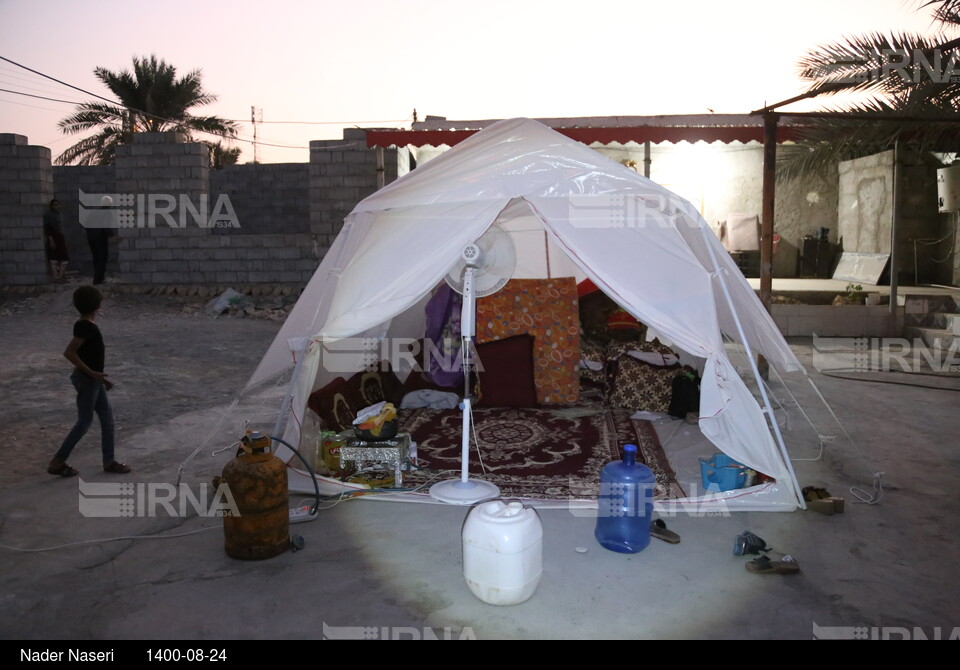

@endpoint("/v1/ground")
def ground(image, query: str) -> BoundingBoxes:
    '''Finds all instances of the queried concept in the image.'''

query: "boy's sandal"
[48,463,79,477]
[745,554,800,575]
[103,461,131,474]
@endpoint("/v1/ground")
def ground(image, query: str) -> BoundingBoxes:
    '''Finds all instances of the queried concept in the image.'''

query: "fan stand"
[429,265,501,505]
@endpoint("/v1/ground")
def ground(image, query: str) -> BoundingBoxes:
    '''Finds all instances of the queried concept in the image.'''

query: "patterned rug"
[398,406,681,501]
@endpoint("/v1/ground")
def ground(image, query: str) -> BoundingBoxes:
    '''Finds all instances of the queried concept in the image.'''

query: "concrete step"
[904,311,960,332]
[903,293,960,318]
[904,325,960,352]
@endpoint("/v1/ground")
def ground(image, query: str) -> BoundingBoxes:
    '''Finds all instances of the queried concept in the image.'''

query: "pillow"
[474,334,538,408]
[606,338,675,361]
[345,362,405,410]
[608,356,681,413]
[406,338,462,389]
[579,337,608,396]
[307,377,357,432]
[606,308,641,340]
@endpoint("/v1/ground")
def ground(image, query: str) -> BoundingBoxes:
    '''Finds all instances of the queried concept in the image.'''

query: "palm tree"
[777,1,960,179]
[57,55,239,166]
[207,141,242,170]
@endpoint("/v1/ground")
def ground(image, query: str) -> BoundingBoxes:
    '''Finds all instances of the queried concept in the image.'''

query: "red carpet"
[399,406,681,501]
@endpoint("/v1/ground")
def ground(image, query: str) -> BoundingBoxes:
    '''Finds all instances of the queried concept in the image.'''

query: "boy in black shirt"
[48,286,131,477]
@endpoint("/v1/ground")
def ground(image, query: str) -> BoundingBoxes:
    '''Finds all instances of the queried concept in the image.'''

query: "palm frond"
[798,31,956,98]
[919,0,960,26]
[777,100,960,180]
[56,126,129,166]
[57,55,237,165]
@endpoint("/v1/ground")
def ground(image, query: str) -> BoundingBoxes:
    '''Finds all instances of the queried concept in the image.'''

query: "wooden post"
[758,113,779,379]
[760,112,778,311]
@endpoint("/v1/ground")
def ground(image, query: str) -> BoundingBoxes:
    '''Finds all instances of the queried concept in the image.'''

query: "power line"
[225,118,411,125]
[0,95,72,115]
[0,55,117,106]
[0,86,84,105]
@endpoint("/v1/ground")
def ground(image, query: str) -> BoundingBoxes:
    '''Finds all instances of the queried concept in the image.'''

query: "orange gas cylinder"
[221,431,289,560]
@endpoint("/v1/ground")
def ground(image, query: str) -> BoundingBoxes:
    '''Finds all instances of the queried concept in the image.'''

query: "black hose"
[269,435,322,514]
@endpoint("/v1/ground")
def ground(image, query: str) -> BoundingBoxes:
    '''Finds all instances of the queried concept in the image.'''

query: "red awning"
[366,124,803,148]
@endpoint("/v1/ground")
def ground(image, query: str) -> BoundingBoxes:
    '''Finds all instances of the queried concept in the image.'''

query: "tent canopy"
[248,118,805,509]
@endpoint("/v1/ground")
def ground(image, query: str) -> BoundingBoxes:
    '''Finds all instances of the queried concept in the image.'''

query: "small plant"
[834,283,868,305]
[846,283,866,302]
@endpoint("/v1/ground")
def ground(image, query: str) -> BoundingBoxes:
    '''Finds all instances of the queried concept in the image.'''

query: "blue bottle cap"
[624,444,637,452]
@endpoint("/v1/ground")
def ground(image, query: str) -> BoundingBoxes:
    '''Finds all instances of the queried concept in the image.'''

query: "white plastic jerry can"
[462,500,543,606]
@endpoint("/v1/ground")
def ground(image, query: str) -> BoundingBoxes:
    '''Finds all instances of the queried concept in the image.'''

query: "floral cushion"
[607,356,682,413]
[477,277,581,404]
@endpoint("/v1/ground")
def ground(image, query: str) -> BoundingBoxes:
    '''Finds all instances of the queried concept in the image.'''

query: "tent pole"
[272,341,310,454]
[700,224,805,508]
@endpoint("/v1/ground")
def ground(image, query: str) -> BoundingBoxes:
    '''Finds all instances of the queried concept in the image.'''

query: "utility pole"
[251,106,263,164]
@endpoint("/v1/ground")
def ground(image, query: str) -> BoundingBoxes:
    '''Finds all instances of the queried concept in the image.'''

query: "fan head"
[445,225,517,297]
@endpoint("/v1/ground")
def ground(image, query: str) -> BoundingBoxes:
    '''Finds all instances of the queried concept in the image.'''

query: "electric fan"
[429,225,516,504]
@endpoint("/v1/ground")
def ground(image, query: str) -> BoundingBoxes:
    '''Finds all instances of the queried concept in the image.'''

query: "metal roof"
[365,115,806,148]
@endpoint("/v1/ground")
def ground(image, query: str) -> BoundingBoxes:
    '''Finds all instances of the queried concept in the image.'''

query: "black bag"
[668,371,700,419]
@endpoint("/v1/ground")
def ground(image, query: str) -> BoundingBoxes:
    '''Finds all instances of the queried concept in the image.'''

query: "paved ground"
[1,285,958,641]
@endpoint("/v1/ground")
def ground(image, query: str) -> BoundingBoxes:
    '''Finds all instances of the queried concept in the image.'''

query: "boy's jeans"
[55,369,115,465]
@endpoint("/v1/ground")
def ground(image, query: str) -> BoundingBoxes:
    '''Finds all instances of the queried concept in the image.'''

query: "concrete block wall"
[309,128,398,255]
[0,134,53,285]
[209,163,310,235]
[113,132,209,284]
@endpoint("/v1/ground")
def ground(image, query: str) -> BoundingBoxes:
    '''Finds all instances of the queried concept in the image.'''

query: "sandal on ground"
[650,518,681,544]
[802,486,844,515]
[103,461,131,474]
[745,554,800,575]
[48,462,79,477]
[733,530,770,556]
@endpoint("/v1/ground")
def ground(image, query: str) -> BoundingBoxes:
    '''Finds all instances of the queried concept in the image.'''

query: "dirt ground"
[0,285,282,485]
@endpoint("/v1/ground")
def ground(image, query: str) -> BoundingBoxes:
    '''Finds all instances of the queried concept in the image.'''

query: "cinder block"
[18,169,45,182]
[0,134,28,146]
[212,248,237,260]
[269,247,300,260]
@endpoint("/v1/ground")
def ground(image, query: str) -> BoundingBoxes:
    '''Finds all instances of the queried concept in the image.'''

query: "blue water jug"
[594,444,656,554]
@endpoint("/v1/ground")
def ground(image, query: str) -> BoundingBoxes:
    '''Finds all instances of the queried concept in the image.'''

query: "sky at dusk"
[0,0,949,164]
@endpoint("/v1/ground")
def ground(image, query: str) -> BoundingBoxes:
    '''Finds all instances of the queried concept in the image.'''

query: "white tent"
[247,117,807,511]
